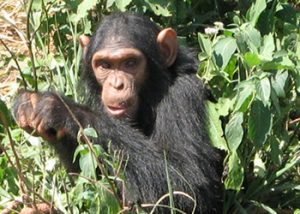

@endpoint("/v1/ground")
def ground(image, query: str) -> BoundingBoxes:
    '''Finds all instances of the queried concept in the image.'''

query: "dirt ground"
[0,0,27,104]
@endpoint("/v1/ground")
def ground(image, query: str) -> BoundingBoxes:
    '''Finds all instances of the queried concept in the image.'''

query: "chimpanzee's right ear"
[79,35,90,56]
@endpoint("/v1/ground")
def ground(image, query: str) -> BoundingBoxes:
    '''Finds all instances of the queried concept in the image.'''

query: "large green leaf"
[224,151,244,191]
[260,33,275,61]
[255,77,271,107]
[272,70,288,98]
[198,33,212,56]
[71,0,98,22]
[246,0,267,26]
[213,37,237,70]
[234,81,255,112]
[225,112,244,152]
[206,101,228,151]
[248,100,272,148]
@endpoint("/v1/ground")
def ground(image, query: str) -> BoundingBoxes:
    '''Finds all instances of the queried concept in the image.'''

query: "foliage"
[201,0,300,212]
[0,0,299,213]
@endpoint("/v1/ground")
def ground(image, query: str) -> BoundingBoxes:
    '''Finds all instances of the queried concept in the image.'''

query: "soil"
[0,0,27,103]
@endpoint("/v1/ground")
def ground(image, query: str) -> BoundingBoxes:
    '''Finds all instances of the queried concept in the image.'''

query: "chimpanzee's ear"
[79,35,90,55]
[157,28,178,67]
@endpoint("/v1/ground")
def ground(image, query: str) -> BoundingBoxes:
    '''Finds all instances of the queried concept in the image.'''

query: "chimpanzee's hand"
[13,90,70,142]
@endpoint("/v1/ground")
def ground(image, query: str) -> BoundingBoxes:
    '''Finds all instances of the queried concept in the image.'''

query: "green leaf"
[255,77,271,107]
[115,0,132,11]
[83,127,98,138]
[213,37,237,70]
[244,25,261,50]
[145,0,171,16]
[234,81,255,112]
[224,151,244,191]
[198,33,212,56]
[206,101,228,151]
[75,144,102,179]
[236,23,261,53]
[224,56,237,79]
[215,97,235,117]
[294,69,300,93]
[73,0,98,22]
[225,112,244,151]
[272,70,288,98]
[244,52,261,67]
[260,33,275,61]
[106,0,115,8]
[246,0,267,26]
[0,99,11,126]
[248,100,272,148]
[79,150,97,179]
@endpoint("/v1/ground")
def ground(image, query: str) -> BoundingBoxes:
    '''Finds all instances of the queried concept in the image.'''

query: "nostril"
[113,78,124,90]
[116,82,124,90]
[108,73,125,90]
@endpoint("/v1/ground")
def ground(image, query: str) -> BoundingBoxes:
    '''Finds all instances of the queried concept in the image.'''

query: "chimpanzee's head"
[80,13,178,120]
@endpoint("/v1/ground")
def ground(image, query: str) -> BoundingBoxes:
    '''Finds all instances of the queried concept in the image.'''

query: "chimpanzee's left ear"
[157,28,178,67]
[79,35,90,56]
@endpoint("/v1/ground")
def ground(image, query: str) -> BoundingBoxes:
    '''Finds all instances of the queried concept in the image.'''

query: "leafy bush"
[0,0,299,213]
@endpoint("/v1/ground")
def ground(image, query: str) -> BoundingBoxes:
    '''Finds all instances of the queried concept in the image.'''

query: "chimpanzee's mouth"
[107,105,128,117]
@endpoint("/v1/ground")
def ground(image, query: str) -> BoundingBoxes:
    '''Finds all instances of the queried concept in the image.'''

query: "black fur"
[14,13,223,213]
[78,13,223,213]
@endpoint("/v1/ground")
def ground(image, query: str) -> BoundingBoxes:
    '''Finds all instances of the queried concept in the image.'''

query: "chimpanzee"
[13,12,223,213]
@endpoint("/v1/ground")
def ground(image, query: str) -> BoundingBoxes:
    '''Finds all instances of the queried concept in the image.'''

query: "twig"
[289,117,300,125]
[25,0,38,91]
[56,93,123,209]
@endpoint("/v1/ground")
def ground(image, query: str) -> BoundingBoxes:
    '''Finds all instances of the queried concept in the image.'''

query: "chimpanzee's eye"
[97,60,111,69]
[124,58,138,69]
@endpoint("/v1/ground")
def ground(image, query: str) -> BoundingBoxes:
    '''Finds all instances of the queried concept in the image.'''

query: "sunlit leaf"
[72,0,98,22]
[224,151,244,191]
[115,0,132,11]
[244,52,261,67]
[213,37,237,70]
[272,70,288,98]
[198,33,212,56]
[239,23,261,51]
[225,112,243,151]
[246,0,267,26]
[234,81,255,112]
[260,34,275,61]
[83,127,98,138]
[206,101,228,151]
[256,77,271,107]
[253,152,266,177]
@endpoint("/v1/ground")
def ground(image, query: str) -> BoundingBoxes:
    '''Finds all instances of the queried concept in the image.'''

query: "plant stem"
[26,0,38,91]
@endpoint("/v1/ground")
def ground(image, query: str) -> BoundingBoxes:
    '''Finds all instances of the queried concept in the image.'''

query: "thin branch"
[26,0,38,91]
[56,93,123,209]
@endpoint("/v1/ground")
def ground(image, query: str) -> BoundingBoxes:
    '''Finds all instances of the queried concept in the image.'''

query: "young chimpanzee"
[13,13,223,213]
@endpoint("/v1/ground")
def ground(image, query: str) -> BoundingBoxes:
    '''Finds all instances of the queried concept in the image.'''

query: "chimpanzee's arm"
[13,83,221,213]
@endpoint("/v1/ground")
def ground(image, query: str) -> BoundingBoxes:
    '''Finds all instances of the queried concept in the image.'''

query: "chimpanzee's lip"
[107,106,127,117]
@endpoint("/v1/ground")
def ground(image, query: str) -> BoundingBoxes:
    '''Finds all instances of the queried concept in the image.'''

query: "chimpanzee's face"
[91,43,147,119]
[80,27,178,120]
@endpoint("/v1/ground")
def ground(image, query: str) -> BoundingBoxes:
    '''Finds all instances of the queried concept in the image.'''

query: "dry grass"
[0,0,27,102]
